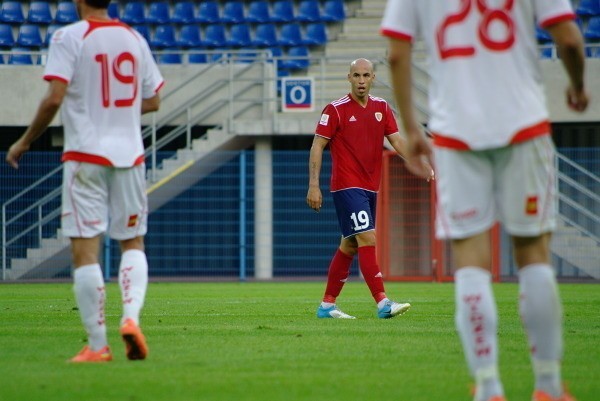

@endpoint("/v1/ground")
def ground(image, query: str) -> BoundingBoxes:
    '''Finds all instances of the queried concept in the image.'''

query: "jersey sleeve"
[535,0,576,27]
[380,0,418,42]
[384,103,399,136]
[43,26,78,84]
[315,103,339,139]
[138,33,164,98]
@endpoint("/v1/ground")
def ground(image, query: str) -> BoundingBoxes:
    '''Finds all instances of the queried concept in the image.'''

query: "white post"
[254,137,273,279]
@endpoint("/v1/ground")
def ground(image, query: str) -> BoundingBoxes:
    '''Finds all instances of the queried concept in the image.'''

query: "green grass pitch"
[0,282,597,401]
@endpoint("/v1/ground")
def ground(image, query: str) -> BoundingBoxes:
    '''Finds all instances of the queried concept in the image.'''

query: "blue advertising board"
[281,77,314,112]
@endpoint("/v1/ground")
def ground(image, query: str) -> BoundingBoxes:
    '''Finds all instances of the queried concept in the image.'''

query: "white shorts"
[434,136,557,239]
[61,161,148,240]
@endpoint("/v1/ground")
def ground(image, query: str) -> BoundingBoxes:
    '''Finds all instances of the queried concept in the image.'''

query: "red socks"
[358,245,386,303]
[322,249,353,303]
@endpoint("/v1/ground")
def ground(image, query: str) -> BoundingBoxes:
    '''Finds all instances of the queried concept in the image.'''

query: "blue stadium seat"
[296,0,321,23]
[576,0,600,17]
[196,1,220,24]
[536,27,552,43]
[150,25,176,49]
[0,23,15,48]
[221,1,245,24]
[132,24,150,43]
[303,22,327,46]
[146,1,170,25]
[120,2,145,25]
[539,46,553,59]
[584,16,600,40]
[44,24,62,47]
[17,24,42,48]
[8,47,33,64]
[232,50,260,63]
[587,44,600,57]
[158,52,182,64]
[188,51,207,63]
[252,23,278,47]
[108,2,119,19]
[246,1,270,24]
[226,24,251,47]
[270,0,294,23]
[281,45,310,70]
[0,1,24,24]
[177,24,202,48]
[54,1,79,24]
[27,2,53,25]
[278,23,302,47]
[171,1,195,24]
[321,0,345,22]
[202,24,226,48]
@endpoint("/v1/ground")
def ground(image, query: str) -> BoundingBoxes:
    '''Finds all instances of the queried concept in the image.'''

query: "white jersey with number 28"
[381,0,576,150]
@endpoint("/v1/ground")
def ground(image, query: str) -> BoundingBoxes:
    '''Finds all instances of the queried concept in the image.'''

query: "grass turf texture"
[0,282,597,401]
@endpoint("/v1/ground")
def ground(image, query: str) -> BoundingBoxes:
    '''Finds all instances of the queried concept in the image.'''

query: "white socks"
[519,264,563,397]
[455,267,503,401]
[73,264,107,351]
[118,249,149,326]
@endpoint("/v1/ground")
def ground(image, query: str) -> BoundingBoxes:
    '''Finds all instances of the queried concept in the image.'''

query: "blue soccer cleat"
[377,300,411,319]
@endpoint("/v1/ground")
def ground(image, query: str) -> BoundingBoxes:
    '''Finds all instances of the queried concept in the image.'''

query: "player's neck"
[80,7,110,21]
[350,93,369,107]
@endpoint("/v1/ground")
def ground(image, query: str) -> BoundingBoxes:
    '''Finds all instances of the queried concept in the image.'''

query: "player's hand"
[306,186,322,212]
[566,85,589,112]
[404,129,434,181]
[6,140,29,169]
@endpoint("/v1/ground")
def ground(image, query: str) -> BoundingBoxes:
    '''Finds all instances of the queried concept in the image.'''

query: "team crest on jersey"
[319,113,329,126]
[375,112,382,122]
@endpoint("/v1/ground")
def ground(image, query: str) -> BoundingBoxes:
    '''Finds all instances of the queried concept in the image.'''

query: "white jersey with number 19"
[44,19,164,167]
[380,0,576,151]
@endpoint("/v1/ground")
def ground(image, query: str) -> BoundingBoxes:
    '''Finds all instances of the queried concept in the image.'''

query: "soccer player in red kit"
[381,1,589,400]
[6,0,164,362]
[306,58,433,319]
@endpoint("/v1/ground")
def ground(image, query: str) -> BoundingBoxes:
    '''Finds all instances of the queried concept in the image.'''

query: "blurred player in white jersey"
[6,0,164,363]
[381,1,588,401]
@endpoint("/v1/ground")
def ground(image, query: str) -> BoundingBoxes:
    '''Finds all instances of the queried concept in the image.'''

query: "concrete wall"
[0,59,598,127]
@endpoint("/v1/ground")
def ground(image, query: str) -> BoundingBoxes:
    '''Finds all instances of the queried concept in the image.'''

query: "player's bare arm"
[6,80,67,169]
[386,39,434,181]
[307,135,328,212]
[547,20,589,112]
[141,94,161,115]
[387,132,434,181]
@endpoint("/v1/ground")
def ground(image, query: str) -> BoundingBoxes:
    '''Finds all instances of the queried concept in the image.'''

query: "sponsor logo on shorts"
[525,196,538,215]
[451,208,477,221]
[83,219,101,226]
[127,214,138,227]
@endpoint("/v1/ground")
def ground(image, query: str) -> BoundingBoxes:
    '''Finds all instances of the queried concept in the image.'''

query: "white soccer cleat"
[317,305,356,319]
[378,300,411,319]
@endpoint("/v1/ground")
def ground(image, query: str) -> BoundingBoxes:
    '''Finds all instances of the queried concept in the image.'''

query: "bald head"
[349,58,374,74]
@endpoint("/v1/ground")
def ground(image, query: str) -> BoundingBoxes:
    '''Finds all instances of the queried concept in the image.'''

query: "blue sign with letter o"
[282,77,314,112]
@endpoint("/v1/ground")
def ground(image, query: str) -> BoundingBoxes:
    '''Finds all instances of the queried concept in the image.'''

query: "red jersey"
[315,94,398,192]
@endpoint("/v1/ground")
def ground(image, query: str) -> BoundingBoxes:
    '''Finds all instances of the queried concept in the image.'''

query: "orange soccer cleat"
[120,318,148,360]
[69,345,112,363]
[533,389,576,401]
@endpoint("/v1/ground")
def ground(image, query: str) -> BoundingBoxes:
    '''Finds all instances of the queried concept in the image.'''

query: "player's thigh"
[433,147,495,239]
[332,188,376,239]
[61,162,109,238]
[496,136,557,236]
[108,164,148,240]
